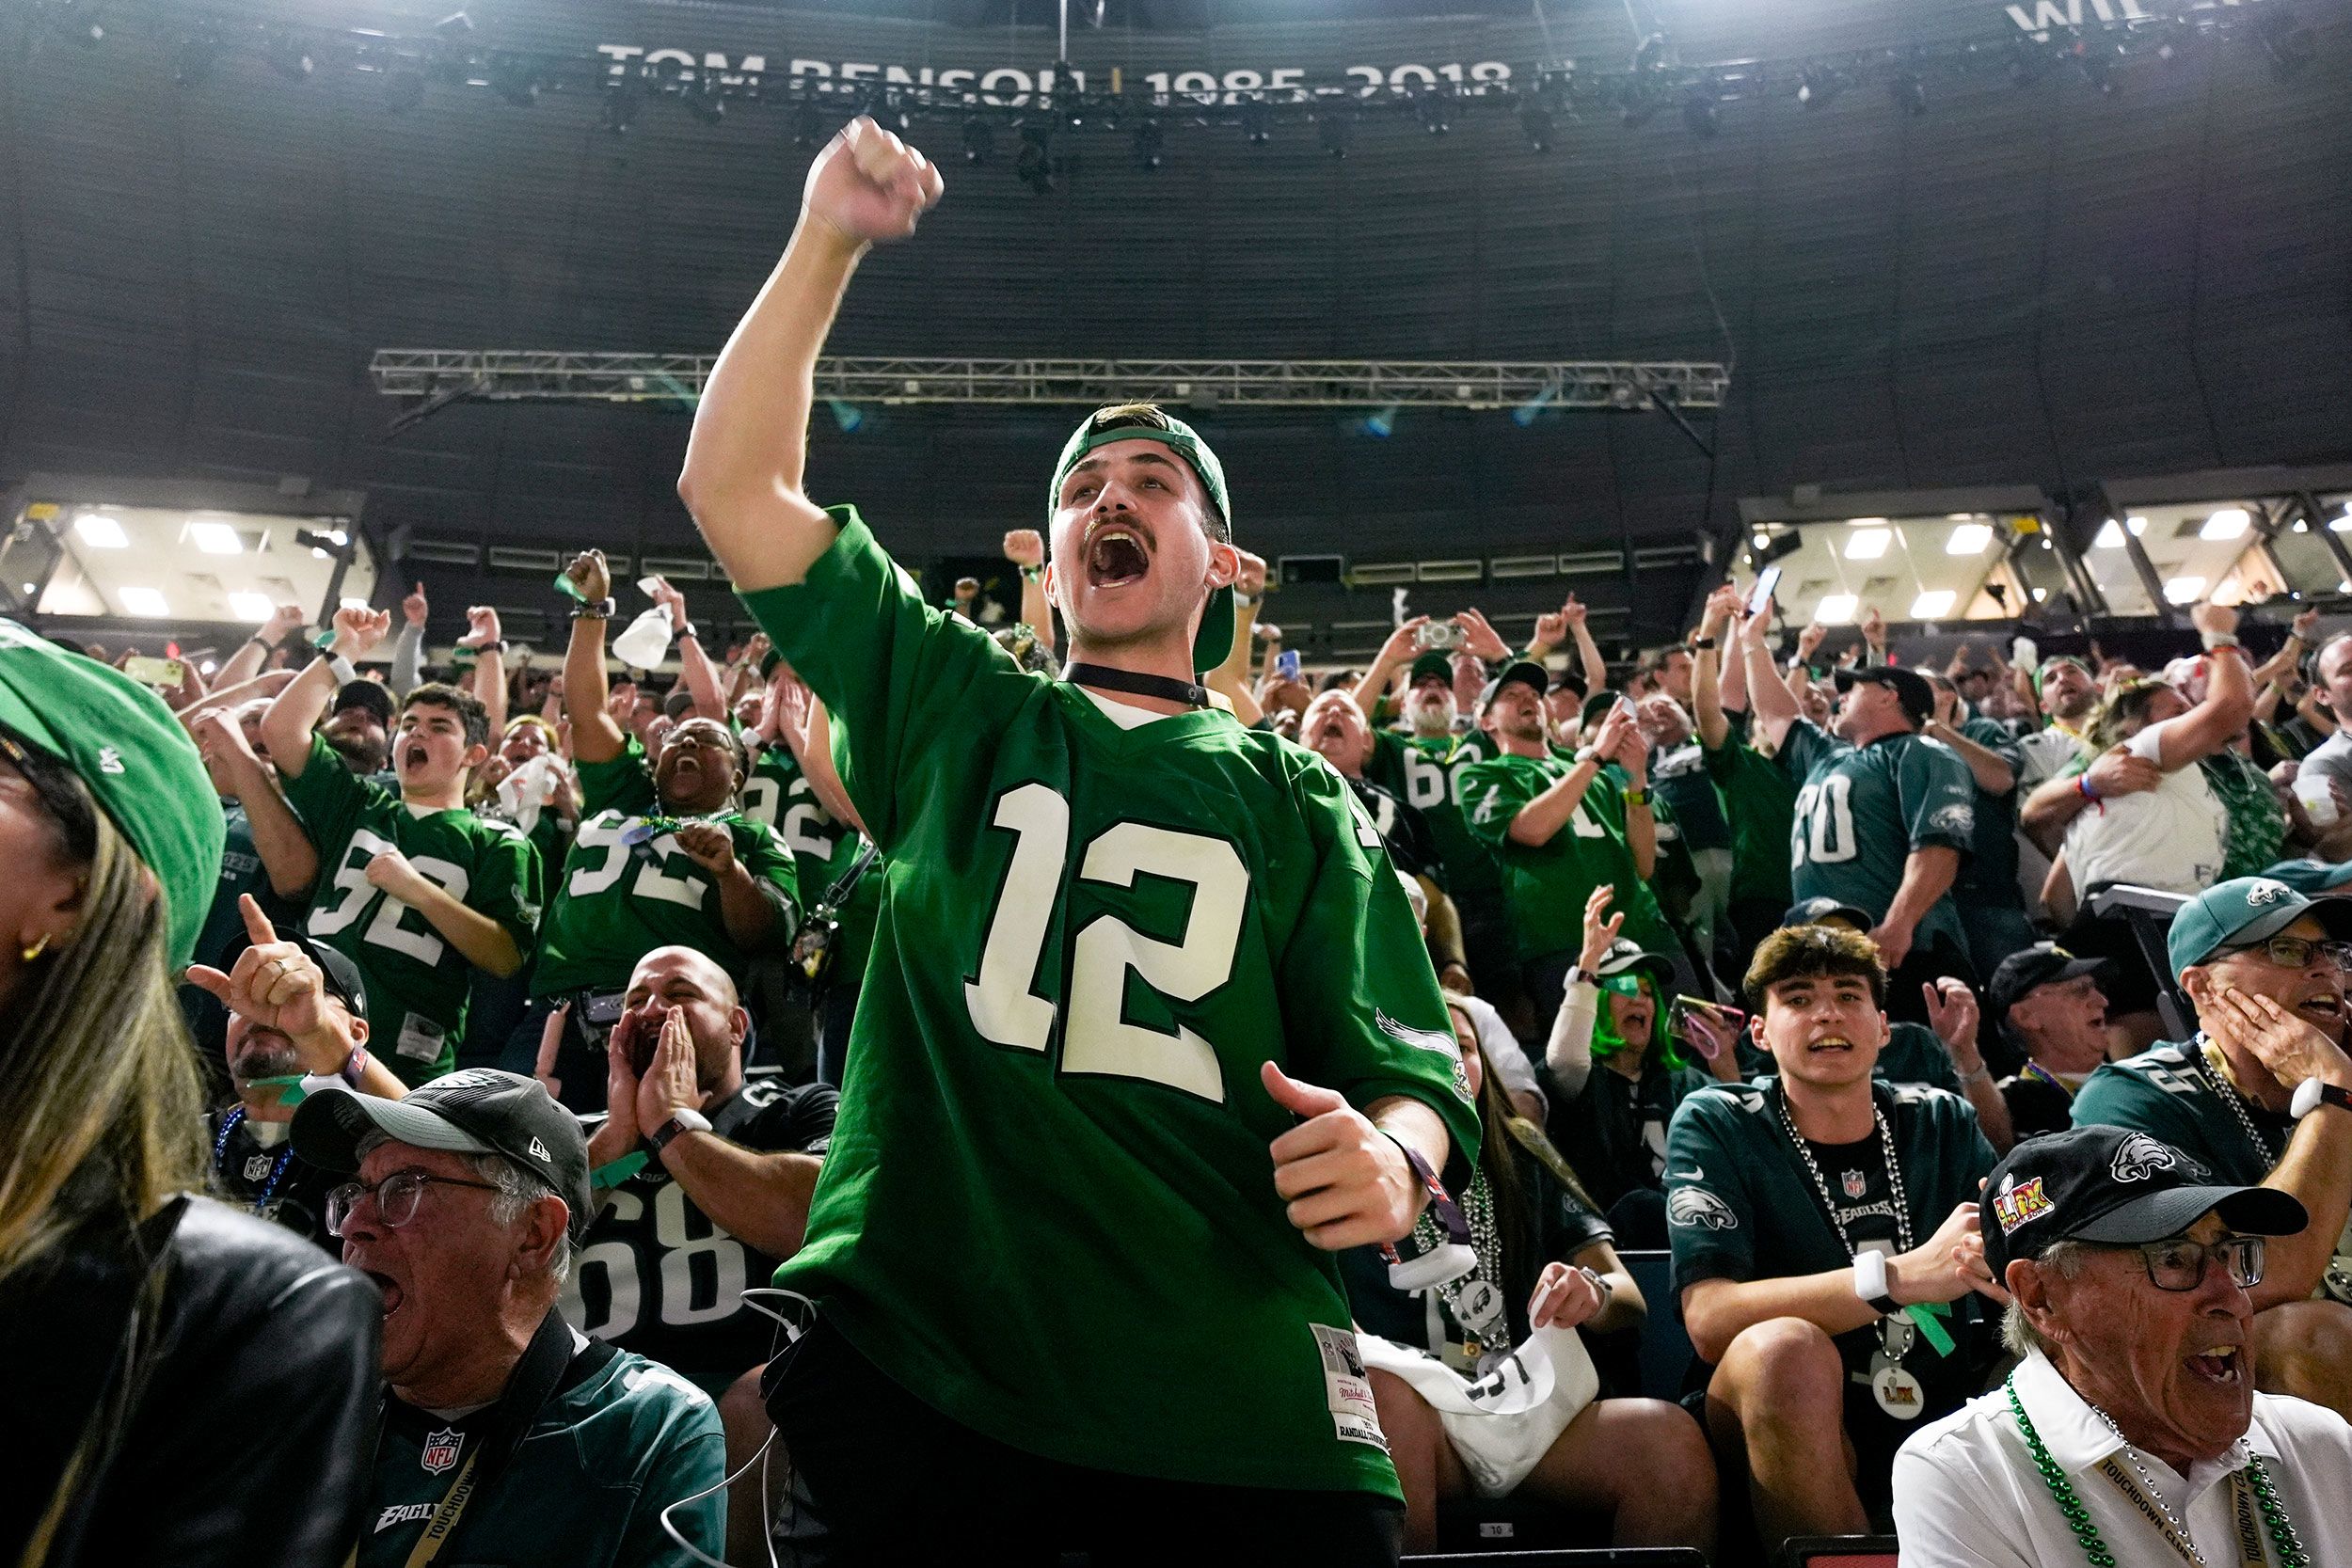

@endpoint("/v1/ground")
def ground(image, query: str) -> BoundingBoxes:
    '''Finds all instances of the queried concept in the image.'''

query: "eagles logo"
[1669,1186,1739,1231]
[2246,879,2291,907]
[1930,802,1977,836]
[2110,1132,2179,1183]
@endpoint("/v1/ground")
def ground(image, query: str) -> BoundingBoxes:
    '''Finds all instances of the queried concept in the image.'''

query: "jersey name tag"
[1311,1323,1386,1449]
[396,1012,449,1062]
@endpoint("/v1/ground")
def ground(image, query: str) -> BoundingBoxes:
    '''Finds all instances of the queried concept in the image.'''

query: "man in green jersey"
[293,1070,726,1567]
[1458,661,1679,1022]
[677,117,1478,1563]
[1348,633,1512,998]
[1918,670,2036,981]
[522,551,800,1108]
[1738,597,1980,1024]
[2071,876,2352,1418]
[1667,924,2000,1546]
[261,609,541,1085]
[1693,588,1797,953]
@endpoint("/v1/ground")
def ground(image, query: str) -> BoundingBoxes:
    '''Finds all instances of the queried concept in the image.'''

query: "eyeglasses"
[2127,1235,2265,1292]
[2223,935,2352,971]
[326,1170,501,1238]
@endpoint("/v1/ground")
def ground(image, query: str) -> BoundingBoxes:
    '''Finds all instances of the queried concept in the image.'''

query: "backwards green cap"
[1047,404,1234,673]
[0,622,224,969]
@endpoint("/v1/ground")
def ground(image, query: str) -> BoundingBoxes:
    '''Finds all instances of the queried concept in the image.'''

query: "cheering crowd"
[9,115,2352,1568]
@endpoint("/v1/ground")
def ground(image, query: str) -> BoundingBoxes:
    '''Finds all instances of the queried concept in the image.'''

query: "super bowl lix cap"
[1980,1125,2308,1278]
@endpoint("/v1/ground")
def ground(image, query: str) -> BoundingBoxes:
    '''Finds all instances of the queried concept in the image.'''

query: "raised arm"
[1692,584,1743,750]
[1002,530,1057,657]
[649,578,727,721]
[1738,602,1801,753]
[191,708,318,900]
[261,607,390,781]
[1206,549,1267,718]
[457,606,507,739]
[562,552,628,767]
[795,689,868,837]
[2147,602,2257,770]
[218,602,305,692]
[1347,617,1429,718]
[390,582,428,698]
[677,119,943,593]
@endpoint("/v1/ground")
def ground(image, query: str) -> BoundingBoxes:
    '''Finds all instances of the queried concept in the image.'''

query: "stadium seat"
[1777,1535,1900,1568]
[1618,1250,1696,1401]
[1434,1495,1604,1552]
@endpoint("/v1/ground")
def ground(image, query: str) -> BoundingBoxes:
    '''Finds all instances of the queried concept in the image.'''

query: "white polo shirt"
[1892,1350,2352,1567]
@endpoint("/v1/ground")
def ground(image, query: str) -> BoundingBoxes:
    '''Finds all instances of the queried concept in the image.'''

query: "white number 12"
[963,782,1248,1103]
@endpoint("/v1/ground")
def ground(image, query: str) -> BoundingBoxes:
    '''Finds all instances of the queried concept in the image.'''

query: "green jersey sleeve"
[1663,1087,1759,1292]
[1277,753,1482,1182]
[281,733,377,870]
[1458,755,1540,850]
[737,508,1035,850]
[1776,718,1837,784]
[578,739,659,818]
[1898,736,1980,853]
[474,821,544,950]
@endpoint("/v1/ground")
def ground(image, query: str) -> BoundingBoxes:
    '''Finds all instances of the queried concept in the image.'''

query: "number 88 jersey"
[739,509,1482,1500]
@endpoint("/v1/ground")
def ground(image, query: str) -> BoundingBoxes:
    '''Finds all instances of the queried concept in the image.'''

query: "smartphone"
[1275,650,1301,680]
[1747,565,1784,617]
[123,656,185,689]
[1415,620,1465,653]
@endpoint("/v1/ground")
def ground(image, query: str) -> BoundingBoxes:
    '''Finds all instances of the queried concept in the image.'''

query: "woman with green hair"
[1542,884,1724,1247]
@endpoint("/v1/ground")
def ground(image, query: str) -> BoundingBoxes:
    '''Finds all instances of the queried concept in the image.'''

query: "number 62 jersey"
[739,509,1482,1502]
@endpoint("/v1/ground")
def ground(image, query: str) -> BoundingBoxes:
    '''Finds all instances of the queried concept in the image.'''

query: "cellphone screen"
[1747,565,1783,616]
[1276,650,1301,680]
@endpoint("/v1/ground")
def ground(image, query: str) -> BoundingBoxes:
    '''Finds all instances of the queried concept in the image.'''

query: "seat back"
[1619,1249,1694,1400]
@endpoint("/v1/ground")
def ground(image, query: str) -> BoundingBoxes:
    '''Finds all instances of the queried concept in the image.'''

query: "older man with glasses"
[1893,1125,2352,1568]
[2071,877,2352,1419]
[292,1069,728,1567]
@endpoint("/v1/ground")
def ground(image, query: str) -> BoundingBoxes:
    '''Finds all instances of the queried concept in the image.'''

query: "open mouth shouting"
[363,1267,405,1319]
[400,740,432,774]
[2294,989,2344,1033]
[2185,1343,2247,1386]
[1085,522,1152,589]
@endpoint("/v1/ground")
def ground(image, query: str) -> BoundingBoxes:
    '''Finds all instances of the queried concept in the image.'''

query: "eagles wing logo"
[1931,802,1977,835]
[2110,1132,2179,1183]
[1669,1186,1739,1231]
[2246,879,2291,907]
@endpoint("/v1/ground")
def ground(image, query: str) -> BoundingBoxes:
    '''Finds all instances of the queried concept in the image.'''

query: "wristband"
[2075,773,2101,802]
[590,1151,648,1190]
[1565,965,1597,989]
[570,597,616,622]
[1377,1132,1477,1291]
[1852,1248,1900,1317]
[1690,637,1717,652]
[1957,1062,1993,1087]
[646,1107,712,1156]
[339,1043,371,1088]
[1020,565,1044,583]
[2290,1079,2352,1120]
[1622,785,1651,807]
[327,655,358,686]
[2201,633,2241,651]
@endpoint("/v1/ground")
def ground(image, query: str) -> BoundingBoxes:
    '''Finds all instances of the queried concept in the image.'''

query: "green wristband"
[590,1151,648,1190]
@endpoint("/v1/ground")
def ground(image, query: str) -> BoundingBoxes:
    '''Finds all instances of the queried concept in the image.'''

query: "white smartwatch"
[1852,1248,1899,1317]
[2290,1079,2352,1120]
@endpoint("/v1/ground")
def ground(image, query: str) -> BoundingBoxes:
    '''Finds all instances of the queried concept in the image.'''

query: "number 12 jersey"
[739,510,1480,1500]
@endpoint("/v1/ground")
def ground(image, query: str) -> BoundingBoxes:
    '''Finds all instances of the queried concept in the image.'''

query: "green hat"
[2167,875,2352,978]
[1047,406,1233,674]
[1408,652,1454,686]
[0,621,224,969]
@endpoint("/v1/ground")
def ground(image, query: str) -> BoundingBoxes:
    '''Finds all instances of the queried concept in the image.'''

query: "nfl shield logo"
[420,1428,463,1476]
[1841,1170,1867,1200]
[244,1153,275,1184]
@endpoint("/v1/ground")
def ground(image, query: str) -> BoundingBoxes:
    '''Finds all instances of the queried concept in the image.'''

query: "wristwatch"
[1852,1248,1901,1318]
[1691,637,1717,652]
[1564,965,1597,989]
[339,1043,371,1089]
[646,1108,712,1158]
[570,597,616,621]
[1622,786,1652,807]
[2290,1079,2352,1120]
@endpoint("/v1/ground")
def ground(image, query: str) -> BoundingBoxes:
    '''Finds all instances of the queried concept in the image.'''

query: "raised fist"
[458,606,501,650]
[329,606,392,658]
[565,550,612,605]
[2190,599,2239,639]
[803,118,945,247]
[1002,529,1045,570]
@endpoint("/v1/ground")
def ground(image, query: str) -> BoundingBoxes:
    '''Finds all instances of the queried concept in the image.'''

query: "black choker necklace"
[1062,662,1210,709]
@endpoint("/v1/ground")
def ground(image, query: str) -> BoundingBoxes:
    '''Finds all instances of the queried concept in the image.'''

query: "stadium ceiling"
[367,351,1732,420]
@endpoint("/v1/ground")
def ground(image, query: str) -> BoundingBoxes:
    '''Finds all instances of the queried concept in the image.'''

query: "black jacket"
[2,1195,382,1568]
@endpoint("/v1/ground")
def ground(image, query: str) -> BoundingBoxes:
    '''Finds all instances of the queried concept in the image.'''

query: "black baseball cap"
[292,1069,594,1241]
[218,927,369,1022]
[1981,1125,2308,1278]
[1407,652,1454,686]
[1986,942,2108,1027]
[1783,895,1874,932]
[332,678,394,727]
[1480,659,1549,706]
[1833,664,1935,728]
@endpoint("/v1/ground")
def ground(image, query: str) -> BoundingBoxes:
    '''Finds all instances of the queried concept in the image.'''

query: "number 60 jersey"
[739,510,1481,1501]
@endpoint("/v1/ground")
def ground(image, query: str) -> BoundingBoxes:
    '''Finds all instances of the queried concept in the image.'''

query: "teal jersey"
[1665,1077,1996,1374]
[1652,742,1732,855]
[1776,721,1978,955]
[1950,717,2025,905]
[283,736,541,1083]
[740,742,882,983]
[531,740,801,998]
[1457,752,1677,963]
[2071,1039,2290,1187]
[1364,728,1500,897]
[365,1340,725,1568]
[1701,712,1797,910]
[739,509,1479,1497]
[193,799,303,975]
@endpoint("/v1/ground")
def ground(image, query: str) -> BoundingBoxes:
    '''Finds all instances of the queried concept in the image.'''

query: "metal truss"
[369,350,1730,413]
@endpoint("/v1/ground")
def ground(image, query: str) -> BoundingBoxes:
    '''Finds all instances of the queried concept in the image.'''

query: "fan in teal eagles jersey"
[679,117,1478,1562]
[1668,923,1999,1547]
[260,610,540,1085]
[532,550,799,1028]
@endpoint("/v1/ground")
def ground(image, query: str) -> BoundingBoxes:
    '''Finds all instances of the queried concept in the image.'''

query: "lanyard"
[2020,1061,2078,1101]
[2091,1458,2269,1568]
[390,1309,580,1568]
[1062,661,1209,708]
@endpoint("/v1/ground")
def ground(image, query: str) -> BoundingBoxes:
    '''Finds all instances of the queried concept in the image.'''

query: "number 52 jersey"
[739,509,1481,1501]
